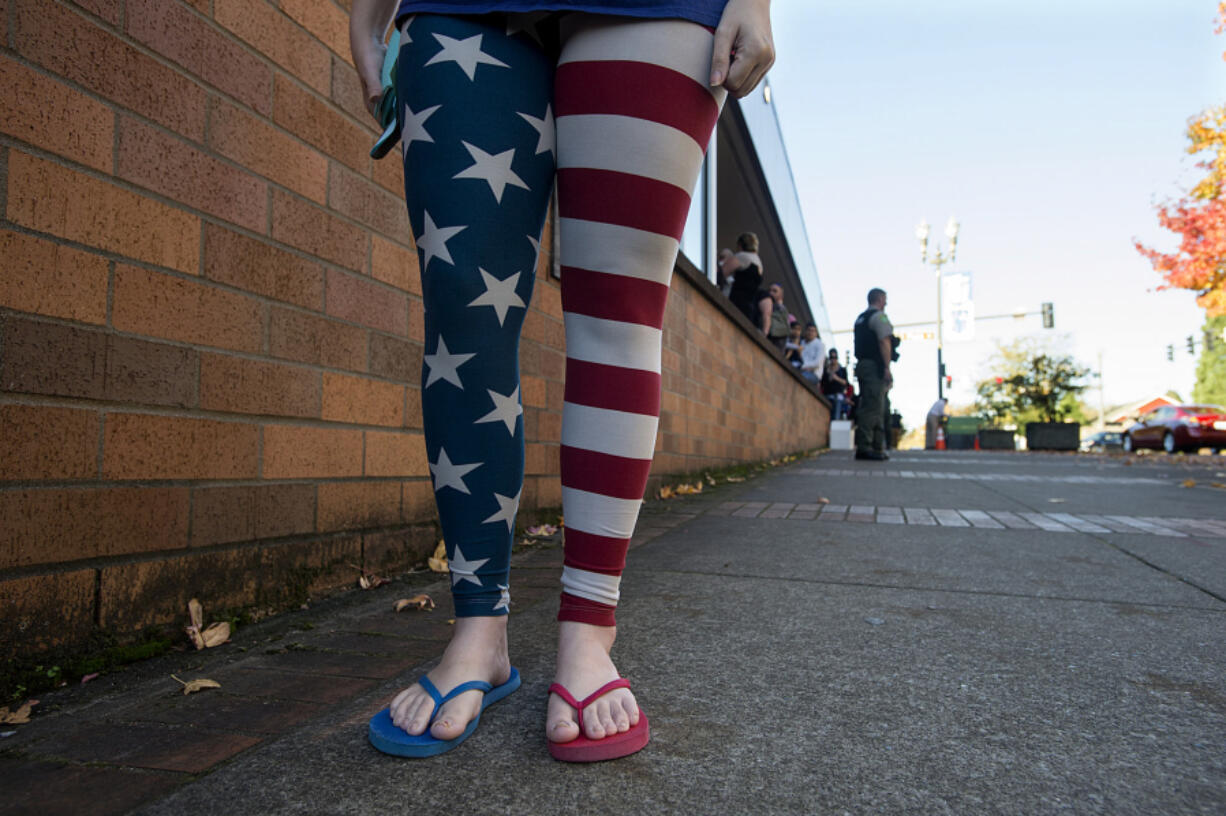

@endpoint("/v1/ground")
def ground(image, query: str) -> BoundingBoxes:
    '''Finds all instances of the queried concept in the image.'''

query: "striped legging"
[398,12,725,626]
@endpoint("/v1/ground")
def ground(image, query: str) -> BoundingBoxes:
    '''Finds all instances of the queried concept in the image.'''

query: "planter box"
[978,429,1016,450]
[1025,422,1080,451]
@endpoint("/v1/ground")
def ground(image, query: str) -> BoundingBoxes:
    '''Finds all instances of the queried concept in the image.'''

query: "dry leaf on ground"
[201,622,231,648]
[1181,479,1197,488]
[675,482,703,495]
[725,476,745,483]
[658,485,675,499]
[1047,498,1067,503]
[816,497,830,504]
[80,673,99,685]
[394,594,435,612]
[526,524,558,537]
[0,702,35,724]
[358,574,390,590]
[1210,482,1226,489]
[172,675,221,696]
[428,540,449,573]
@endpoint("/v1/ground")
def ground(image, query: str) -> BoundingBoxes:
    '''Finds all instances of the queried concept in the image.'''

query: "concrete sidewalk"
[3,451,1225,815]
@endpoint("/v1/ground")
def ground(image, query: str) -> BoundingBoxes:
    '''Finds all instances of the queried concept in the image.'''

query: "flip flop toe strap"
[420,677,494,724]
[549,678,631,733]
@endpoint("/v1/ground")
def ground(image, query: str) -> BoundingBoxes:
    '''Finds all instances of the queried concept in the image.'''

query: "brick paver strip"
[0,759,184,816]
[1135,516,1190,537]
[986,511,1037,530]
[1018,512,1074,532]
[787,508,818,520]
[958,510,1004,529]
[932,509,970,527]
[1172,517,1226,537]
[1077,514,1141,533]
[209,668,377,705]
[134,694,326,737]
[1044,513,1111,533]
[876,511,905,524]
[31,723,261,774]
[732,502,769,518]
[903,508,937,525]
[816,504,847,521]
[1106,515,1185,537]
[793,503,823,512]
[761,502,795,518]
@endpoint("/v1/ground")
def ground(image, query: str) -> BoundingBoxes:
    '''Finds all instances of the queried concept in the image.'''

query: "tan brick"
[401,479,436,523]
[191,482,316,546]
[369,333,421,382]
[0,404,98,481]
[328,162,411,241]
[203,225,324,311]
[525,442,557,476]
[325,269,407,336]
[0,570,95,658]
[273,74,371,172]
[371,235,421,295]
[117,117,267,232]
[214,0,331,94]
[263,424,363,479]
[331,55,368,123]
[271,190,367,271]
[317,480,400,531]
[13,0,206,139]
[105,335,199,408]
[405,386,423,429]
[125,0,272,115]
[0,487,190,569]
[103,413,259,480]
[200,353,320,419]
[0,56,113,172]
[365,430,427,477]
[407,296,425,343]
[321,371,404,427]
[7,152,200,275]
[99,547,263,631]
[280,0,351,60]
[208,99,328,203]
[521,375,546,408]
[112,265,263,353]
[0,317,106,400]
[372,147,405,194]
[258,535,361,600]
[71,0,119,24]
[268,307,367,371]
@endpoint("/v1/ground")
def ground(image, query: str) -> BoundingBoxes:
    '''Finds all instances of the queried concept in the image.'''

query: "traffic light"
[1041,302,1054,329]
[1166,344,1174,361]
[945,375,952,388]
[1187,335,1196,354]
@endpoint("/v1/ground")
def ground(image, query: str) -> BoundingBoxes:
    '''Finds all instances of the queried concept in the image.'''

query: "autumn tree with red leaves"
[1136,3,1226,317]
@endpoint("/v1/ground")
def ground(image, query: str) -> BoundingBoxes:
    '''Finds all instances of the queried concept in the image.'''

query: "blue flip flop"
[368,667,521,757]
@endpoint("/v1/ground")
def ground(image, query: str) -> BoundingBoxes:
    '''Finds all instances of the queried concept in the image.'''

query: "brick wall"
[0,0,827,664]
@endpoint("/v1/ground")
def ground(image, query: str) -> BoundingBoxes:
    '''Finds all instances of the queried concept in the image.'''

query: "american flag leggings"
[397,12,725,625]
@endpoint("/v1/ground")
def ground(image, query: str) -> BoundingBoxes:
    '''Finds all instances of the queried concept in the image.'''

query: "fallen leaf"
[816,497,830,504]
[1210,482,1226,489]
[394,594,435,612]
[1181,479,1197,488]
[705,474,716,485]
[428,540,449,573]
[172,674,221,696]
[724,476,745,483]
[446,618,456,625]
[658,485,674,499]
[80,673,99,685]
[358,573,390,590]
[0,702,34,724]
[526,524,557,537]
[1047,498,1066,504]
[188,598,204,631]
[675,482,702,495]
[201,621,231,648]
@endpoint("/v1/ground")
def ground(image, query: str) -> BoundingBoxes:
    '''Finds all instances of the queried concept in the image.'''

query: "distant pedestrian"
[822,348,849,419]
[853,287,893,460]
[726,232,764,322]
[798,323,825,383]
[783,321,804,367]
[765,282,790,351]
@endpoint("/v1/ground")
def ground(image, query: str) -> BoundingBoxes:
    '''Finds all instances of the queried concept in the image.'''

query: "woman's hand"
[710,0,775,98]
[350,0,399,118]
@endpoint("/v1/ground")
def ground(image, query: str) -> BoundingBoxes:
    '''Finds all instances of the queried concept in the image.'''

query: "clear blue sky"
[766,0,1226,430]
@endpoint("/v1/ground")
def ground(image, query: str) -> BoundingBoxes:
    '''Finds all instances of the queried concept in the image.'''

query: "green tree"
[974,339,1091,426]
[1193,314,1226,405]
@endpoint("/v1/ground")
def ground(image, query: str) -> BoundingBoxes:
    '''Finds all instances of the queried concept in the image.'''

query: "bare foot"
[388,616,510,741]
[546,621,640,743]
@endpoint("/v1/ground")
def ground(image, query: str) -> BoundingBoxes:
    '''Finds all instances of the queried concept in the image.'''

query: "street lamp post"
[915,217,960,401]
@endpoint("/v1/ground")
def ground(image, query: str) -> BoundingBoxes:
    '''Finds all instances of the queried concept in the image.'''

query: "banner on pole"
[943,271,974,343]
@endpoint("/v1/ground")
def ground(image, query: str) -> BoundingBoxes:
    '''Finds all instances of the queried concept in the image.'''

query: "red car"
[1122,404,1226,453]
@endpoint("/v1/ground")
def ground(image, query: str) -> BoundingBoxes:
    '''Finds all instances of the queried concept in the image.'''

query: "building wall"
[0,0,828,662]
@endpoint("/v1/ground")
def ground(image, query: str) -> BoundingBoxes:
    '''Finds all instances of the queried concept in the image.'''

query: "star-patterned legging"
[398,11,725,625]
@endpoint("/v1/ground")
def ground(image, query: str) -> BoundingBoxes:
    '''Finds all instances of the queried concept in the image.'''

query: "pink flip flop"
[547,678,650,762]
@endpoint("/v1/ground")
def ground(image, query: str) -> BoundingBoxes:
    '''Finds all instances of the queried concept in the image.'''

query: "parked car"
[1079,430,1123,452]
[1121,404,1226,453]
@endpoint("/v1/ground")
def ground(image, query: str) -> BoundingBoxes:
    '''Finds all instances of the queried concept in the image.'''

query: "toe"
[620,694,639,728]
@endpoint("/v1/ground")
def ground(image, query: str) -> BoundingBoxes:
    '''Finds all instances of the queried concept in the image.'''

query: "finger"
[709,24,735,86]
